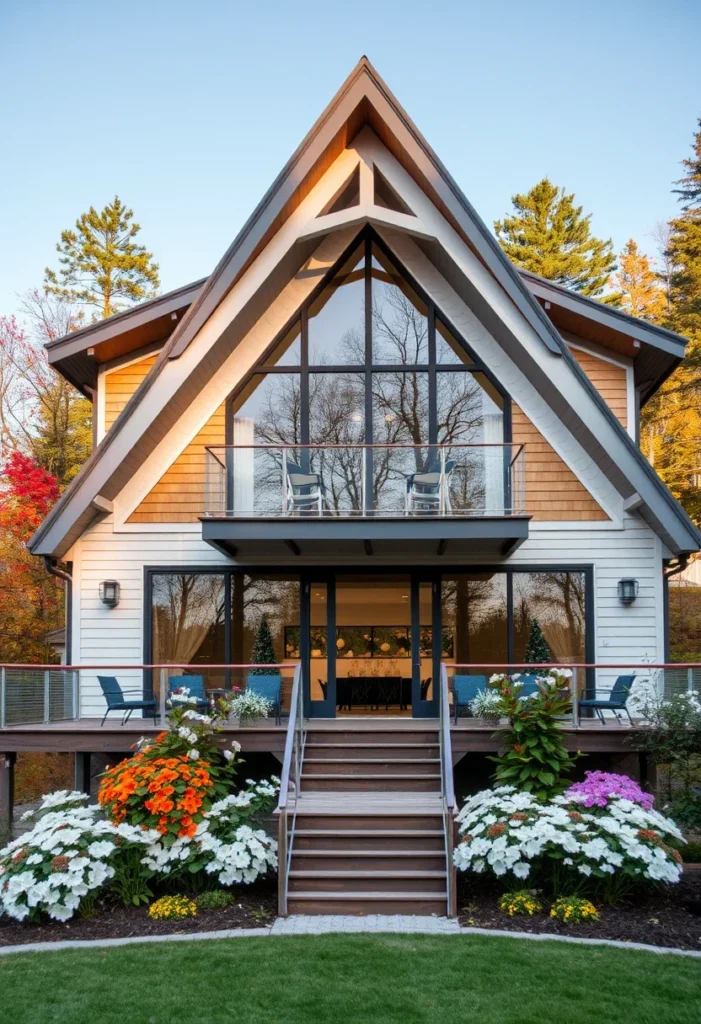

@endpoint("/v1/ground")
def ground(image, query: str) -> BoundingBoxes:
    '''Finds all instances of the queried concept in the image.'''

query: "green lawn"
[1,934,699,1024]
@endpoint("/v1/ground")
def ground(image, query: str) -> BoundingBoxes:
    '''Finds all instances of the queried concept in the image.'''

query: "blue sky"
[1,0,699,317]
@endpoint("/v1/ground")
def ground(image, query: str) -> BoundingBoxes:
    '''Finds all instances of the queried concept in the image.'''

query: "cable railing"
[204,442,526,519]
[439,664,457,918]
[444,662,701,727]
[277,663,304,917]
[0,663,298,728]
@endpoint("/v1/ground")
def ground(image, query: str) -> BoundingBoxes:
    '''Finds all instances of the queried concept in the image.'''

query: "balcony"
[201,443,529,560]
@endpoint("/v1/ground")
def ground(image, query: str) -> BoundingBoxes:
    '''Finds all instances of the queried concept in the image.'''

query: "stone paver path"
[270,914,461,935]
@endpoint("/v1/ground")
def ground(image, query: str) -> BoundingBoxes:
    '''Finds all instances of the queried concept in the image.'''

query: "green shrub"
[682,839,701,863]
[197,890,235,911]
[487,671,580,799]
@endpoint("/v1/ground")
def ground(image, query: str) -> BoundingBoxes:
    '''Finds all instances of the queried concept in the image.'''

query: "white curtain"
[233,417,255,514]
[483,410,504,514]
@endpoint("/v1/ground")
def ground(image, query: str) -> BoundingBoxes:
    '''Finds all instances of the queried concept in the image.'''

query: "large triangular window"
[229,230,507,512]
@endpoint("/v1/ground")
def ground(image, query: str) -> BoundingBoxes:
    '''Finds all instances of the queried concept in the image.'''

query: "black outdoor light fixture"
[99,580,120,608]
[618,579,639,605]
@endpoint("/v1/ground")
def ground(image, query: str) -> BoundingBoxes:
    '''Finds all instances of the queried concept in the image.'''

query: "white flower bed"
[454,785,684,886]
[142,779,279,885]
[0,793,159,922]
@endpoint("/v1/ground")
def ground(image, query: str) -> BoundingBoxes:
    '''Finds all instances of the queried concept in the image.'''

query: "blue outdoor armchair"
[167,674,210,712]
[452,674,488,723]
[578,674,636,725]
[515,673,540,697]
[98,676,158,727]
[246,674,282,725]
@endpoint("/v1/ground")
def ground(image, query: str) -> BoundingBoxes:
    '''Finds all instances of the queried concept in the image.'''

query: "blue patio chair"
[246,673,282,725]
[167,674,210,712]
[516,673,540,698]
[452,674,488,723]
[405,459,457,514]
[579,674,636,725]
[98,675,158,727]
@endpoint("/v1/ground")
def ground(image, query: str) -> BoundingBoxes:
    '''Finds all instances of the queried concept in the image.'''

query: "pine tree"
[614,240,666,322]
[44,196,160,319]
[524,619,552,664]
[641,116,701,526]
[667,118,701,348]
[251,615,277,674]
[494,178,619,300]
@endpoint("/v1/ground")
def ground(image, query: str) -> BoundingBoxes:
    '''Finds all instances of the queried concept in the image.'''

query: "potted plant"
[469,688,504,726]
[227,689,272,727]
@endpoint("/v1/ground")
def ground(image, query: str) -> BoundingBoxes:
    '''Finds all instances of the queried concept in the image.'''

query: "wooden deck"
[0,715,637,754]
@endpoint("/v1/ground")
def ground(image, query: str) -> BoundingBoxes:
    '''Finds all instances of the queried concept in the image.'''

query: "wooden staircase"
[284,723,452,916]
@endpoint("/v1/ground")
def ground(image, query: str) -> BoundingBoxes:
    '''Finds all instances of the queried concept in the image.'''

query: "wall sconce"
[618,579,639,605]
[99,580,120,608]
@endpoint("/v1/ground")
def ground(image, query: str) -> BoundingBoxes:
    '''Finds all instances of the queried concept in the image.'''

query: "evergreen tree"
[251,615,277,674]
[641,115,701,526]
[45,196,160,319]
[614,239,666,322]
[524,619,552,664]
[667,118,701,348]
[494,178,619,301]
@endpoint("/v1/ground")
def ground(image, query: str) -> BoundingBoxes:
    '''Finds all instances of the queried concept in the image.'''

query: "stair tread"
[293,829,445,836]
[290,891,447,899]
[289,870,447,878]
[302,773,441,779]
[305,743,439,749]
[291,850,442,857]
[304,758,440,764]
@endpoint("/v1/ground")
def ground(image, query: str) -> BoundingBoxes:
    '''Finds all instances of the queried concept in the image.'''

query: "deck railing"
[204,443,526,519]
[277,663,304,917]
[0,664,297,728]
[444,662,701,726]
[439,664,457,918]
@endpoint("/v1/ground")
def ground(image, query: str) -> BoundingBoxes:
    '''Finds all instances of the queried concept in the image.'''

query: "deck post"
[159,668,167,722]
[43,670,51,724]
[0,752,16,840]
[571,667,579,727]
[0,668,5,729]
[688,667,694,694]
[74,752,92,795]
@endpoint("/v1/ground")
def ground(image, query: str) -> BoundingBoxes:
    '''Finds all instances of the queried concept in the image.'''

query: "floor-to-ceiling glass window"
[513,571,586,665]
[225,229,507,517]
[149,571,300,704]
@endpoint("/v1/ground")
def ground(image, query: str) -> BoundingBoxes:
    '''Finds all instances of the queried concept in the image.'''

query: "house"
[3,58,700,914]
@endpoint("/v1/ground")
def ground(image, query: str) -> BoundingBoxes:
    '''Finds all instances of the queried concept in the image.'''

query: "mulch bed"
[0,878,277,947]
[457,869,701,951]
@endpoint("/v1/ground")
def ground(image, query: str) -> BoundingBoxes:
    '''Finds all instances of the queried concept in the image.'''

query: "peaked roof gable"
[30,58,701,558]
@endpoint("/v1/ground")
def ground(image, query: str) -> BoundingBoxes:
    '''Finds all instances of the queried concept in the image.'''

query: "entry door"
[411,575,440,718]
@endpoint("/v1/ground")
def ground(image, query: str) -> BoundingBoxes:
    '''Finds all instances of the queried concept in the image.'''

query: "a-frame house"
[10,57,701,913]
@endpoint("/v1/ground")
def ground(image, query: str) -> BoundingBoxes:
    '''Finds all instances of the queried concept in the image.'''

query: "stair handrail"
[439,663,457,917]
[277,662,304,916]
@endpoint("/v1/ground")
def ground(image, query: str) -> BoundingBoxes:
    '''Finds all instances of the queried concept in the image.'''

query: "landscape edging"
[0,921,700,958]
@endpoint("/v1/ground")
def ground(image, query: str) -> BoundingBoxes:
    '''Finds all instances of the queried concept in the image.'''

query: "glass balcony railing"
[203,444,526,518]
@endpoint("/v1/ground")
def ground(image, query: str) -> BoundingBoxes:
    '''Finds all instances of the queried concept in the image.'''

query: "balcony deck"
[202,443,529,559]
[0,715,637,755]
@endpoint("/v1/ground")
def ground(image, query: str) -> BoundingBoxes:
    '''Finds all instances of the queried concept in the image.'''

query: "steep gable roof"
[30,57,701,559]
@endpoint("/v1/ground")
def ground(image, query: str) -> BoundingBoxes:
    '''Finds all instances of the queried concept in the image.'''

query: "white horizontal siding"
[72,514,663,717]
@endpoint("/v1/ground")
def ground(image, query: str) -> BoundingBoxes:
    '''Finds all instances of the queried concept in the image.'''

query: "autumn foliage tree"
[614,240,666,322]
[0,451,62,661]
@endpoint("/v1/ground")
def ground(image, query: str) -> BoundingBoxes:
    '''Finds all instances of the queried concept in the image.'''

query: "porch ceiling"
[200,516,530,560]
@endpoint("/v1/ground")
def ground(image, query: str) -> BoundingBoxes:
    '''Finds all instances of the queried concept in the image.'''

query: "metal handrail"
[439,663,457,918]
[277,662,304,917]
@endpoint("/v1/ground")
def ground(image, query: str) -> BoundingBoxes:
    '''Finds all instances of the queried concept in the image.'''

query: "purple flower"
[566,771,654,810]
